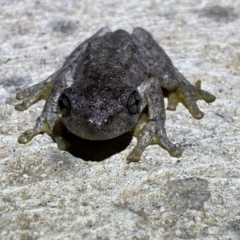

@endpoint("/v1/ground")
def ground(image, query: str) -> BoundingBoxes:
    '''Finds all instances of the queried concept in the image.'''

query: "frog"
[15,27,215,162]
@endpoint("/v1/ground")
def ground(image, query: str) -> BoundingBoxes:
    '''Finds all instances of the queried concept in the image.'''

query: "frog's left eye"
[58,94,71,117]
[126,91,141,115]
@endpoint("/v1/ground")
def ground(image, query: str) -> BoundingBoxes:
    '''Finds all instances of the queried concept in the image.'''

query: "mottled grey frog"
[15,27,215,162]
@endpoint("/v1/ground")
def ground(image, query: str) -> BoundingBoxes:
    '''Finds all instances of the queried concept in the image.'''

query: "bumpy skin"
[15,27,215,162]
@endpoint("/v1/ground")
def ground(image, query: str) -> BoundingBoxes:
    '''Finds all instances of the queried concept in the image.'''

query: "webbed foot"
[167,80,216,119]
[15,82,54,111]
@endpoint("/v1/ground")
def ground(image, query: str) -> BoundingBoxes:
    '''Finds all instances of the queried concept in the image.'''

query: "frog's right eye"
[58,94,71,117]
[126,90,141,115]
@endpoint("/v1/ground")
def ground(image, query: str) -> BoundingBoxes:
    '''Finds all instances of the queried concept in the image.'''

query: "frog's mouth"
[57,85,142,140]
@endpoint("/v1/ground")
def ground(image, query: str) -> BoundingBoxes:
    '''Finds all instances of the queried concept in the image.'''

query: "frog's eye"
[58,94,71,117]
[126,91,141,115]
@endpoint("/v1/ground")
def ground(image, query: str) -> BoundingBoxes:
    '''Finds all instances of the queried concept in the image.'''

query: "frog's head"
[57,84,142,140]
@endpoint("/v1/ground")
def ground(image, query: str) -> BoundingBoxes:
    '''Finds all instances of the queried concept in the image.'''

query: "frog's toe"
[16,81,53,111]
[166,87,204,119]
[16,84,42,100]
[185,99,204,119]
[15,93,42,111]
[184,87,215,119]
[126,149,142,163]
[196,88,216,103]
[18,115,52,144]
[166,80,215,119]
[15,85,51,111]
[168,144,183,158]
[18,129,40,144]
[195,80,216,103]
[15,100,33,111]
[16,89,30,100]
[166,91,179,111]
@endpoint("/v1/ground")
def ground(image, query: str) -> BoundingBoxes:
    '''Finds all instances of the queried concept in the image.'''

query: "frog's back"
[73,30,147,87]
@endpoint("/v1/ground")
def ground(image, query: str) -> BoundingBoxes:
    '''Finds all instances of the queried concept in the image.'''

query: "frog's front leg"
[127,78,183,163]
[15,70,61,111]
[132,27,215,120]
[16,71,74,149]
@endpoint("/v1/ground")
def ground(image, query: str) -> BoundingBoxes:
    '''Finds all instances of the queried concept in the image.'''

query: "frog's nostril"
[58,94,71,117]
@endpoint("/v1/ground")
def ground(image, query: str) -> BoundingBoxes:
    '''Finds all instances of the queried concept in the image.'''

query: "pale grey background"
[0,0,240,239]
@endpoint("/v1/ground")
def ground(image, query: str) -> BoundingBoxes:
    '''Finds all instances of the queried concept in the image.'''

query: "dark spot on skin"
[166,177,211,212]
[131,47,136,54]
[104,115,114,125]
[84,55,90,61]
[199,5,238,23]
[120,63,129,70]
[49,20,78,34]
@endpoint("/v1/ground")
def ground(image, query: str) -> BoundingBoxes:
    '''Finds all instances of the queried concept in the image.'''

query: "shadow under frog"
[15,27,215,162]
[53,119,133,161]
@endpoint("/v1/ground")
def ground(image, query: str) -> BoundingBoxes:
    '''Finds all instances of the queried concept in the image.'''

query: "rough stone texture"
[0,0,240,239]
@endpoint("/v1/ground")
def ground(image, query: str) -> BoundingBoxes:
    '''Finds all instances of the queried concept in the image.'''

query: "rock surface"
[1,0,240,239]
